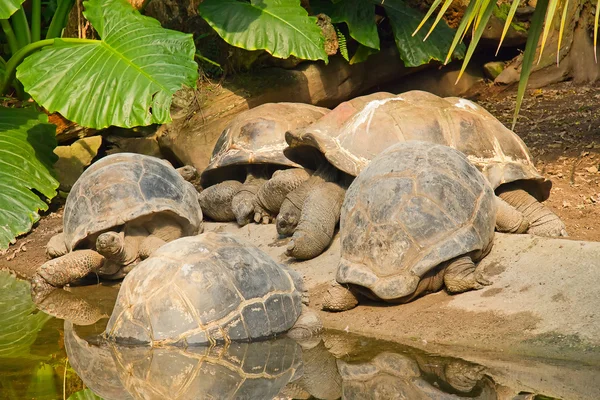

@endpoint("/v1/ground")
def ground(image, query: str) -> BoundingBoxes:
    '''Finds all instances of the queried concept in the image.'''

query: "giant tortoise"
[322,141,497,311]
[104,232,321,345]
[30,153,203,296]
[199,103,328,225]
[282,90,566,260]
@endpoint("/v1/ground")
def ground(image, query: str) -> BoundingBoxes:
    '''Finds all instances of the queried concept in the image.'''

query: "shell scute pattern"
[105,232,302,346]
[202,103,329,186]
[62,153,202,251]
[338,142,496,300]
[285,90,548,200]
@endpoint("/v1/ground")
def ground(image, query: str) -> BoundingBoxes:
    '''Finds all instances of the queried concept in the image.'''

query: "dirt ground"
[478,81,600,241]
[2,81,600,360]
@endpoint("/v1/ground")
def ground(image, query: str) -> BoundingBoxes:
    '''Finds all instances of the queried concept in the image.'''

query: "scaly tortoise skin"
[31,153,203,297]
[282,90,566,261]
[65,321,303,400]
[104,232,318,346]
[199,102,329,226]
[322,141,496,311]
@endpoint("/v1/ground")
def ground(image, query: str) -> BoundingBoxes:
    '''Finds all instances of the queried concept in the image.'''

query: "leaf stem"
[1,39,55,95]
[11,7,31,48]
[46,0,76,39]
[32,0,42,42]
[0,20,20,56]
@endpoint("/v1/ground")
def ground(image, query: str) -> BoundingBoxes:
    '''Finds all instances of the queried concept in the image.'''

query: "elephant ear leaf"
[16,0,198,129]
[0,107,58,250]
[199,0,328,62]
[0,0,26,19]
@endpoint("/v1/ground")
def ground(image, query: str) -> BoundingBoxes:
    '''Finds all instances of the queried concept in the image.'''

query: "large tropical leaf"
[16,0,198,129]
[0,271,52,358]
[378,0,466,67]
[311,0,380,50]
[0,0,26,19]
[199,0,328,62]
[0,107,58,250]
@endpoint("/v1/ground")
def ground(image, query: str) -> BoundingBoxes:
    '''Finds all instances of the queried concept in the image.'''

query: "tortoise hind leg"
[497,186,568,237]
[321,281,359,312]
[443,256,491,294]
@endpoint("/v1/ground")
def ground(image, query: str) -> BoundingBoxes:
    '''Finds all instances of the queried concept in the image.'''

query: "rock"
[387,60,486,98]
[483,61,506,80]
[53,136,103,192]
[204,223,600,361]
[587,166,598,173]
[105,135,163,158]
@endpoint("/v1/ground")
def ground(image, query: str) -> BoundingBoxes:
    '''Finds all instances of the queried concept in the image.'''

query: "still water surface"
[1,270,598,400]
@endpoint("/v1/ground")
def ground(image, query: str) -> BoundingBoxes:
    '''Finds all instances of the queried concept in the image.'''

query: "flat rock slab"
[205,223,600,362]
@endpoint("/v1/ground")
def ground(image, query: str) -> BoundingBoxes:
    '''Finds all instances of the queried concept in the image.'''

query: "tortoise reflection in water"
[64,321,304,400]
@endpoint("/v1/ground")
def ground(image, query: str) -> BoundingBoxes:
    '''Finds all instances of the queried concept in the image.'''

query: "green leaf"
[16,0,198,129]
[312,0,380,50]
[68,389,103,400]
[349,43,378,64]
[0,271,52,357]
[198,0,328,62]
[378,0,466,67]
[0,107,58,250]
[0,0,26,20]
[513,0,549,129]
[456,0,495,82]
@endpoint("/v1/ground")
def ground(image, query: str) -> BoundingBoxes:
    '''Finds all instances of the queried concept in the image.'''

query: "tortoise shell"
[201,102,329,187]
[63,153,203,252]
[104,232,303,345]
[284,90,550,201]
[338,141,496,301]
[65,321,302,400]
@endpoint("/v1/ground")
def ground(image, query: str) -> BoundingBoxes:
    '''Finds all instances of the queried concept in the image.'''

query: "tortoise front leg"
[46,232,68,259]
[198,180,242,221]
[231,166,269,226]
[286,182,346,260]
[443,256,491,294]
[255,168,312,224]
[31,250,105,294]
[277,163,337,237]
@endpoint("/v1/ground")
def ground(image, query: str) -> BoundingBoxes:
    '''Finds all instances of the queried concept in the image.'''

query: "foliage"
[0,0,198,249]
[199,0,328,62]
[0,107,58,250]
[0,271,52,359]
[199,0,466,68]
[17,0,198,129]
[417,0,590,128]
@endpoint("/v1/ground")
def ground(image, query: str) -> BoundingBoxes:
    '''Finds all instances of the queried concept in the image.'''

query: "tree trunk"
[496,1,600,87]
